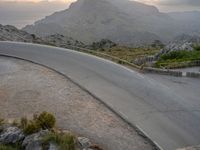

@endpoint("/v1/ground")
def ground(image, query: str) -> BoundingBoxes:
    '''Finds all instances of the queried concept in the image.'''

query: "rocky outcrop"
[0,125,99,150]
[0,24,119,50]
[154,34,200,60]
[22,130,49,150]
[133,34,200,65]
[42,34,86,48]
[0,24,44,43]
[0,24,86,48]
[0,126,25,144]
[89,39,117,50]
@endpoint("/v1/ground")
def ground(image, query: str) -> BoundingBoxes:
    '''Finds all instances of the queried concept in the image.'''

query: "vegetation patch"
[96,46,160,63]
[155,50,200,68]
[0,144,19,150]
[22,111,56,135]
[193,44,200,51]
[42,132,76,150]
[0,112,102,150]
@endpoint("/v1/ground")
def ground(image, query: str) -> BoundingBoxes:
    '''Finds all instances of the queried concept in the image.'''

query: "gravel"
[0,56,153,150]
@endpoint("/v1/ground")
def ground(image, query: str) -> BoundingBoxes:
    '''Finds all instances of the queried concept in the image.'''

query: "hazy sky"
[0,0,200,12]
[0,0,200,28]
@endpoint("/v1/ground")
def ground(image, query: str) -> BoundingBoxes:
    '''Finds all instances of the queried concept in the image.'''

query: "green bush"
[23,121,41,135]
[42,132,76,150]
[0,118,4,126]
[193,44,200,51]
[156,50,200,68]
[160,51,187,60]
[36,112,56,130]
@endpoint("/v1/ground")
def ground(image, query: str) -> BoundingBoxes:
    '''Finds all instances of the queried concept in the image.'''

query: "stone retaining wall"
[186,72,200,78]
[143,67,183,77]
[143,67,200,78]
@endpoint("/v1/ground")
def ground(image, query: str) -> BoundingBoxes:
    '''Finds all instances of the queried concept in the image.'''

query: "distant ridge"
[22,0,200,46]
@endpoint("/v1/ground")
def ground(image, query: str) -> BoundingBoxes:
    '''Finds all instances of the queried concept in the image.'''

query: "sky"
[0,0,200,28]
[0,0,200,12]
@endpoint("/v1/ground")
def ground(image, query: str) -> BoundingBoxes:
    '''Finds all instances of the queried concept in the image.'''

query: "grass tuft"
[42,132,76,150]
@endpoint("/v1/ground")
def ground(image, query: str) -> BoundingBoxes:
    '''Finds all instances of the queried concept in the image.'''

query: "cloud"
[134,0,200,6]
[158,0,200,6]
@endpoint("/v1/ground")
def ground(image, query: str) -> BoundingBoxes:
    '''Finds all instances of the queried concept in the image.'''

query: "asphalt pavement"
[0,41,200,150]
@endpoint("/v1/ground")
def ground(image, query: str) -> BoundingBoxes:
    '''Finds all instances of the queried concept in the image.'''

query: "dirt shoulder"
[0,56,154,150]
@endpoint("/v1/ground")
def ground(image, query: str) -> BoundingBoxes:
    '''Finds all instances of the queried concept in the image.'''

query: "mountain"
[168,11,200,36]
[22,0,200,46]
[22,0,166,46]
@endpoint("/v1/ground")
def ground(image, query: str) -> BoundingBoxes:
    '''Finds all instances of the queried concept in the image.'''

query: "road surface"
[0,41,200,150]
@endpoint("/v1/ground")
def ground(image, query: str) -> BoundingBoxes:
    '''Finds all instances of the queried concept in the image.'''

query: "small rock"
[78,137,92,149]
[0,126,25,144]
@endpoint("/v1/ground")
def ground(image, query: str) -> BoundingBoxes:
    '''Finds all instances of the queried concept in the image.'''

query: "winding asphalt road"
[0,41,200,150]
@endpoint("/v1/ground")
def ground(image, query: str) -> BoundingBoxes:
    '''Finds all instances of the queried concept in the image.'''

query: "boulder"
[0,126,25,144]
[22,130,49,150]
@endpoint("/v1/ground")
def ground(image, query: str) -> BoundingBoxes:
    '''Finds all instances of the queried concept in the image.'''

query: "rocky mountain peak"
[22,0,200,46]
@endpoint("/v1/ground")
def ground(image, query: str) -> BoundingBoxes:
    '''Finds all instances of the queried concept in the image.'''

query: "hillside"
[22,0,171,46]
[168,11,200,36]
[22,0,200,47]
[0,24,85,48]
[0,24,44,43]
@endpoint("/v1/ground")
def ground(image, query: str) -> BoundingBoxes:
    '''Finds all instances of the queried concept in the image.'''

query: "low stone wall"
[143,67,183,77]
[186,72,200,78]
[143,67,200,79]
[191,60,200,65]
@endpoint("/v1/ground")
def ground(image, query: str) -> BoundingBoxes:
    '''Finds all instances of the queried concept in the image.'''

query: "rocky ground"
[0,56,154,150]
[0,119,97,150]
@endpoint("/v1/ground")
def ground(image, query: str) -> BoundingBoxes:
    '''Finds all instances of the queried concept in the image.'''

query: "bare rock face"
[164,34,200,51]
